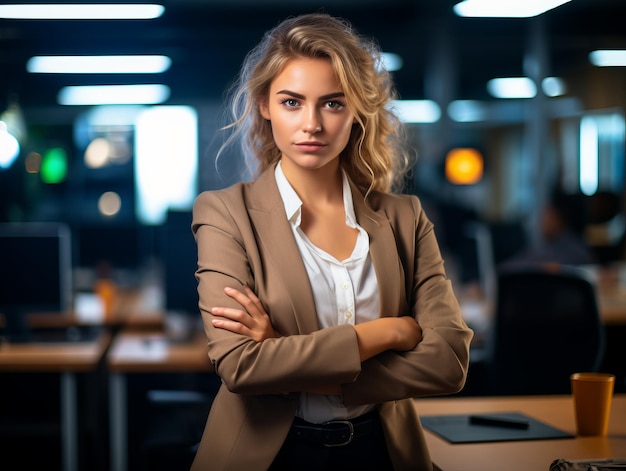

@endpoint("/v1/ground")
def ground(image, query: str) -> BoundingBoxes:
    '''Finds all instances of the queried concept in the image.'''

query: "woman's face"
[259,57,355,173]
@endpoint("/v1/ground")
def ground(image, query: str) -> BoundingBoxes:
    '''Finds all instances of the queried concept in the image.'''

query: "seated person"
[501,190,595,268]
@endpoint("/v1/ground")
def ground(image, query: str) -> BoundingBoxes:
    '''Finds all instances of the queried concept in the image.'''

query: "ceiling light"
[453,0,571,18]
[541,77,566,97]
[589,50,626,67]
[0,4,164,20]
[58,84,170,105]
[448,100,489,122]
[390,100,441,124]
[27,55,171,74]
[580,116,599,196]
[487,77,537,99]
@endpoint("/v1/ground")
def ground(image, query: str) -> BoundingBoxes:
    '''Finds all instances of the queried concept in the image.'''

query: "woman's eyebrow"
[275,90,345,100]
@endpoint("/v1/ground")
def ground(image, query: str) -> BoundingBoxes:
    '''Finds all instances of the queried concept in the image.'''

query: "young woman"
[191,13,473,471]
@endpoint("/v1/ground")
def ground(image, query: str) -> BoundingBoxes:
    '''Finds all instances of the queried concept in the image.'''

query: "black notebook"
[421,412,575,444]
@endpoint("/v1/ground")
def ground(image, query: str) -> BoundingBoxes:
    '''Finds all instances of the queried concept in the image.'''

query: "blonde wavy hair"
[219,13,412,194]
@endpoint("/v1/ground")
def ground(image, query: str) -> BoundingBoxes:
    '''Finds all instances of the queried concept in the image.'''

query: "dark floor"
[0,370,219,471]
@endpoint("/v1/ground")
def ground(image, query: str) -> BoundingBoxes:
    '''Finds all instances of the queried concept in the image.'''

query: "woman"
[191,13,473,471]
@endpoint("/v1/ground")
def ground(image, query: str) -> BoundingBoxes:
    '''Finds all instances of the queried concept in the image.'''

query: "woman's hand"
[211,285,280,342]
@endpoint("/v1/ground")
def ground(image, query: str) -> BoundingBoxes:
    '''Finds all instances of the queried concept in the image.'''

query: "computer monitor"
[0,222,72,342]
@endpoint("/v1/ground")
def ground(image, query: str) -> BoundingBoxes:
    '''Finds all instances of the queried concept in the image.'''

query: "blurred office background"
[1,0,625,283]
[1,0,626,469]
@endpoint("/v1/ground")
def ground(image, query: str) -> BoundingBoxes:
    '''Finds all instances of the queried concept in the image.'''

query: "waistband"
[288,411,380,447]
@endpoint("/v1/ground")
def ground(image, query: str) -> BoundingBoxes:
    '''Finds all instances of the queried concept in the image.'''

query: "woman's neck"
[280,160,343,206]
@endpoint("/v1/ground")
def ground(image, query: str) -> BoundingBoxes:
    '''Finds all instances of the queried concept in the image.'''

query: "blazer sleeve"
[192,188,363,396]
[341,194,474,405]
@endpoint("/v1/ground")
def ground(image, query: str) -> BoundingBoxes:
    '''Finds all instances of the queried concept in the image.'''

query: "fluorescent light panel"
[487,77,537,99]
[486,76,566,99]
[27,55,171,74]
[580,116,599,196]
[58,84,170,105]
[391,100,441,124]
[589,50,626,67]
[454,0,571,18]
[448,100,489,122]
[0,4,164,20]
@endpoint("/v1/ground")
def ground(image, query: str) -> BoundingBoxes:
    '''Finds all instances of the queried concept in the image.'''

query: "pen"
[469,415,530,429]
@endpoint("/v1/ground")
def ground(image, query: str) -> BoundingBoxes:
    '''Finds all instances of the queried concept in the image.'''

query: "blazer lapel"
[351,182,407,318]
[245,168,406,334]
[246,168,320,334]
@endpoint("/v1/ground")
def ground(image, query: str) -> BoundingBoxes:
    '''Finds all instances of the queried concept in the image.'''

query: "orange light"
[445,148,484,185]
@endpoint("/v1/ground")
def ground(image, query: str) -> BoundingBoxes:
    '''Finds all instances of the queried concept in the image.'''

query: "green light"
[41,147,67,183]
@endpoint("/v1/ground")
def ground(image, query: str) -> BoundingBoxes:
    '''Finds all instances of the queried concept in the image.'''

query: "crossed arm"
[210,285,423,394]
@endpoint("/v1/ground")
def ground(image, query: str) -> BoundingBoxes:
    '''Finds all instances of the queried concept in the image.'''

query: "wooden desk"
[0,286,166,331]
[597,283,626,326]
[460,287,626,331]
[107,330,212,471]
[0,331,111,471]
[414,394,626,471]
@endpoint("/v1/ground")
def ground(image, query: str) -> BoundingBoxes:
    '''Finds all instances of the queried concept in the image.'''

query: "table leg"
[109,372,127,471]
[60,372,78,471]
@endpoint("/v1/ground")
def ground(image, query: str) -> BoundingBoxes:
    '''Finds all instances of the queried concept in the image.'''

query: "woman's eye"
[281,98,299,107]
[326,100,345,110]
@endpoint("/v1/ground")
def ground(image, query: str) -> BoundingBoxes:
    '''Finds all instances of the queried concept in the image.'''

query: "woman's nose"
[303,110,322,133]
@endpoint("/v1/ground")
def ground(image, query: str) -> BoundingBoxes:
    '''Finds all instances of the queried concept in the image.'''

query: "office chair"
[483,262,606,395]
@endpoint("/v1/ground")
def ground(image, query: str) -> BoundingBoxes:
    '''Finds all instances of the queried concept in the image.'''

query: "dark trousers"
[268,412,394,471]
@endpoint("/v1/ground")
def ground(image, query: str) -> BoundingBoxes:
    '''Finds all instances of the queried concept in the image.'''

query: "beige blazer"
[190,165,473,471]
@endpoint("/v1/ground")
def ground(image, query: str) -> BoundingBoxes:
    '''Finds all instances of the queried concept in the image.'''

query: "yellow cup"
[570,372,615,436]
[93,278,117,321]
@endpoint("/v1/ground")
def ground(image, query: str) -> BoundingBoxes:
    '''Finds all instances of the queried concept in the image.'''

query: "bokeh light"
[25,152,42,173]
[98,191,122,217]
[445,148,484,185]
[41,147,67,183]
[85,137,111,168]
[0,121,20,169]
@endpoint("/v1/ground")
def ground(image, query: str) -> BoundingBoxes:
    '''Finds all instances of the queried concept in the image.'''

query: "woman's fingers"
[211,285,277,341]
[223,285,267,319]
[211,316,249,335]
[242,285,265,313]
[210,306,249,323]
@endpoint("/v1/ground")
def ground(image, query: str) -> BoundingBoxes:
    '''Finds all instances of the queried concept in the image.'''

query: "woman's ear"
[258,97,270,120]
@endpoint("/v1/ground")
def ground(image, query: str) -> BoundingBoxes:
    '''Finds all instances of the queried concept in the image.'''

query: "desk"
[0,331,111,471]
[597,282,626,326]
[414,394,626,471]
[107,330,212,471]
[460,287,626,331]
[2,286,167,330]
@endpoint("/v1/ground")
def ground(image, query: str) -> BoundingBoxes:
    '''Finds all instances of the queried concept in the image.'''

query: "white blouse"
[275,161,379,423]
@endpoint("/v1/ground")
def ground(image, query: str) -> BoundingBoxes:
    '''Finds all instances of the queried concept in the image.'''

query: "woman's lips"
[295,141,325,152]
